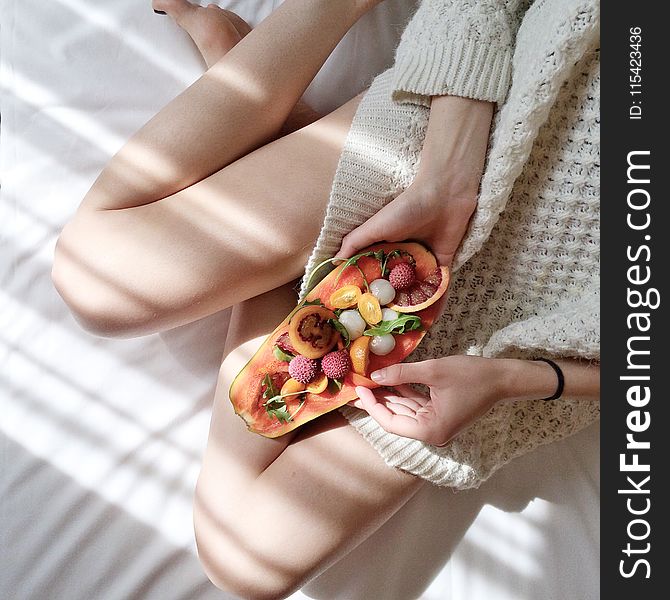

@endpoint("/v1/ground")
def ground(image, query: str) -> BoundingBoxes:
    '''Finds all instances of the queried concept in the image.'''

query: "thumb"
[337,199,406,258]
[370,361,436,386]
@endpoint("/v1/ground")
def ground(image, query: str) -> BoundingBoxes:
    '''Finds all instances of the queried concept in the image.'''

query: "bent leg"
[194,285,423,599]
[81,0,373,212]
[52,96,360,337]
[53,0,379,337]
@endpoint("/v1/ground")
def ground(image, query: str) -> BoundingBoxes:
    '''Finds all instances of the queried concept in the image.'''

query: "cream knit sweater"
[300,0,600,490]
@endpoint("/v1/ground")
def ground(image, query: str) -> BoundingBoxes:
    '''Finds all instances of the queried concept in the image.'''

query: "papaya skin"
[229,242,448,438]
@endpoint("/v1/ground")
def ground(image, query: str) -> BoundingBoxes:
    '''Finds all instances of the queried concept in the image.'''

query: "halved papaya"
[229,242,449,438]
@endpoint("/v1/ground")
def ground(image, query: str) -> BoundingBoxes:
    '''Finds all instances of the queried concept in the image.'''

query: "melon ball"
[370,334,396,356]
[338,310,367,340]
[381,308,399,322]
[369,278,396,306]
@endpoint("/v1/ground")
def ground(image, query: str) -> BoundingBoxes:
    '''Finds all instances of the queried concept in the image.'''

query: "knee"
[199,557,299,600]
[51,218,149,338]
[193,484,304,600]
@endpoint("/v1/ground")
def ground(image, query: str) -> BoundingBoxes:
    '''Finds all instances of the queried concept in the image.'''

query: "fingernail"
[371,369,385,382]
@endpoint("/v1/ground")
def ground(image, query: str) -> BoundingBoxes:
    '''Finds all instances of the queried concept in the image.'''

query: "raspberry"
[288,355,318,384]
[321,350,351,379]
[389,262,416,290]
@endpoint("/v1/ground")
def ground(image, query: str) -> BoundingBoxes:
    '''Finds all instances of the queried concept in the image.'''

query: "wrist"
[495,358,558,403]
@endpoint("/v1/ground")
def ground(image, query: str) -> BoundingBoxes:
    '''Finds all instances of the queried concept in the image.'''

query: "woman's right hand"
[351,356,524,447]
[350,356,600,447]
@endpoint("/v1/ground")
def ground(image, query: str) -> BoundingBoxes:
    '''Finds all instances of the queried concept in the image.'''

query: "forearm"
[417,94,494,197]
[498,358,601,403]
[82,0,378,212]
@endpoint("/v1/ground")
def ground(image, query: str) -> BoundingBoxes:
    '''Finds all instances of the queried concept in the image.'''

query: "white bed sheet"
[0,1,599,599]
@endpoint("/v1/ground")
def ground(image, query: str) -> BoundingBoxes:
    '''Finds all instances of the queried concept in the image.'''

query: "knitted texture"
[300,0,600,490]
[392,0,530,105]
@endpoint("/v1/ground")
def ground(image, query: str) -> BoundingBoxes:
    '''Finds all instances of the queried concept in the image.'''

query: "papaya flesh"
[229,242,449,438]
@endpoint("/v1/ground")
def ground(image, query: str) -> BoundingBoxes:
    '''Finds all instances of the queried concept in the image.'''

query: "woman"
[51,0,600,597]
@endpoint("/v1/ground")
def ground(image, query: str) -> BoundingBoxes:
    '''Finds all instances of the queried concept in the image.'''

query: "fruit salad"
[229,242,449,438]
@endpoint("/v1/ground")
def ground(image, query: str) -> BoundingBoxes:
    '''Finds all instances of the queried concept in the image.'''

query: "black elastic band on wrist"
[533,358,565,401]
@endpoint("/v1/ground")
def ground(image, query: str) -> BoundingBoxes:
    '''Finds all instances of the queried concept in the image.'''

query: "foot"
[153,0,252,68]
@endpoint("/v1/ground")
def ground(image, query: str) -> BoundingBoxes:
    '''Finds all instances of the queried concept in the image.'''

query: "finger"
[370,360,438,387]
[355,387,426,439]
[361,386,424,410]
[394,384,429,406]
[383,400,417,417]
[382,393,424,412]
[357,387,423,412]
[337,199,406,258]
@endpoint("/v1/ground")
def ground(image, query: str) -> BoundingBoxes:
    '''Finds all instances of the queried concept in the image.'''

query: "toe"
[152,0,194,21]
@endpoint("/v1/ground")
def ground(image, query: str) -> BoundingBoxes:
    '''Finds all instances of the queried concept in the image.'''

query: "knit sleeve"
[392,0,528,106]
[483,285,600,362]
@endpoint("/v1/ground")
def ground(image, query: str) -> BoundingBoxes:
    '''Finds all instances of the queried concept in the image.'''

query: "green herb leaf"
[328,318,350,348]
[363,314,423,336]
[381,250,402,276]
[328,378,344,394]
[353,264,370,292]
[303,257,337,296]
[287,297,324,323]
[263,390,307,423]
[273,345,294,362]
[261,374,279,399]
[303,298,324,307]
[267,404,293,423]
[334,251,376,284]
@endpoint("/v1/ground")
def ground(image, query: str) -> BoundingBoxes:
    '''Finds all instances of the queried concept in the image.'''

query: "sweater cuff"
[392,37,513,106]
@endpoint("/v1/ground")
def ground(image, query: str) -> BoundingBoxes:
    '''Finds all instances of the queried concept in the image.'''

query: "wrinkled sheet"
[0,1,599,598]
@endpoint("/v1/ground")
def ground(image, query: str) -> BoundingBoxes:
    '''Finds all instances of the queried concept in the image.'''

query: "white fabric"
[1,1,598,598]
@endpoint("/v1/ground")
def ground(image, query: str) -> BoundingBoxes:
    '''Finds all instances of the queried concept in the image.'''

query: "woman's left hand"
[337,95,494,268]
[351,356,560,447]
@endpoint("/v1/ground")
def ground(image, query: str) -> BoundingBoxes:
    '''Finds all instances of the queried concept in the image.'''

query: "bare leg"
[153,1,321,132]
[53,96,360,337]
[194,284,424,599]
[153,1,253,69]
[53,0,380,336]
[81,0,377,211]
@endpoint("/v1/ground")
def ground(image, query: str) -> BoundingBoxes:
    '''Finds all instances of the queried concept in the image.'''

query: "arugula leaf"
[273,345,294,362]
[337,251,374,272]
[303,298,324,307]
[363,314,423,336]
[261,373,279,399]
[287,297,324,323]
[264,391,307,423]
[302,257,337,296]
[334,251,376,285]
[352,264,370,292]
[381,250,402,276]
[266,404,292,423]
[328,378,344,393]
[329,318,350,348]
